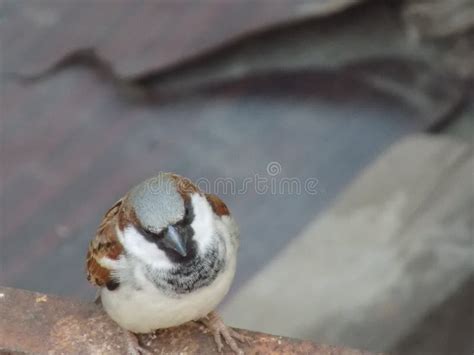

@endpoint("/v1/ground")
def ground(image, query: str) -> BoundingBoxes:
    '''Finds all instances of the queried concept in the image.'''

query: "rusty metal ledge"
[0,286,376,354]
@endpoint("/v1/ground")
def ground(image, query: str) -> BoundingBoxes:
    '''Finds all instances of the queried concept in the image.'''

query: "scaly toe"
[124,331,152,355]
[201,311,246,354]
[221,332,244,355]
[213,331,224,353]
[228,328,252,345]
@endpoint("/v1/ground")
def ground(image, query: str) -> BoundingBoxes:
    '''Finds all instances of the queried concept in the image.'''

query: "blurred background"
[1,1,473,354]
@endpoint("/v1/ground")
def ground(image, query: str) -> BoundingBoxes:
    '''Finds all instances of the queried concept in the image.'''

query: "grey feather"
[129,173,184,233]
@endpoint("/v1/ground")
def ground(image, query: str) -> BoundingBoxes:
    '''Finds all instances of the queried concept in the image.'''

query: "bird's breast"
[100,254,236,333]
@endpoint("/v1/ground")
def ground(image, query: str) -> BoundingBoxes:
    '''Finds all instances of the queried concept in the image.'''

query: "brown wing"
[86,199,124,287]
[205,193,230,217]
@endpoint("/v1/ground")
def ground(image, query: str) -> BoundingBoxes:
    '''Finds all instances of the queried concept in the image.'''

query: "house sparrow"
[86,173,247,354]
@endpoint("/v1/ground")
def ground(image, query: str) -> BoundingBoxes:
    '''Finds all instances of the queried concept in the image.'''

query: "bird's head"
[118,173,226,268]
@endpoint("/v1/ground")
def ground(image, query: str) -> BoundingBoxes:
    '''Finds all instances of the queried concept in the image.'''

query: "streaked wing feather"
[86,198,124,287]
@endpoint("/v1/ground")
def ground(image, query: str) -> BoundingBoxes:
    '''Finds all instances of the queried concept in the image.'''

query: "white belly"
[100,257,236,333]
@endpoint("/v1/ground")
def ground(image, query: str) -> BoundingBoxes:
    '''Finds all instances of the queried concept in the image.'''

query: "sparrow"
[86,173,248,354]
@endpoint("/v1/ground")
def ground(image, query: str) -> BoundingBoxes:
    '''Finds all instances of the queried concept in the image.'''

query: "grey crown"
[128,173,185,233]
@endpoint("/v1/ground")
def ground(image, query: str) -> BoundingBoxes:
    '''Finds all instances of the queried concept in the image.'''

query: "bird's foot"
[201,311,251,354]
[124,330,152,355]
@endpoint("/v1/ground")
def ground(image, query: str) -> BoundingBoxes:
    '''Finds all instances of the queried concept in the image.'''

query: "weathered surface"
[0,287,377,354]
[2,0,363,78]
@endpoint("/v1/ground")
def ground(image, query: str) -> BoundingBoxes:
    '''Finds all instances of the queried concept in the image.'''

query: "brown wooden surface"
[0,286,378,355]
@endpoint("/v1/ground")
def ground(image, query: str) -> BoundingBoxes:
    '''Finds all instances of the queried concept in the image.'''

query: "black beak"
[162,225,188,257]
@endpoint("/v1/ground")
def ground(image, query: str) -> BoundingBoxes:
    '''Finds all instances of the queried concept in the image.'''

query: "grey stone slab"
[221,134,473,353]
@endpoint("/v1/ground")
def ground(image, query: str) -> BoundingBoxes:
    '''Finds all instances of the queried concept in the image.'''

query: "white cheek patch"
[118,226,174,270]
[190,193,215,252]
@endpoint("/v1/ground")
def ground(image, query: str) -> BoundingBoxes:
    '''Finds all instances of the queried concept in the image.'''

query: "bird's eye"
[155,230,165,239]
[139,227,163,240]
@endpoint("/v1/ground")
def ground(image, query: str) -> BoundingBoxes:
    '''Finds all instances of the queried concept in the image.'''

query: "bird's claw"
[124,331,152,355]
[201,311,250,354]
[227,327,252,345]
